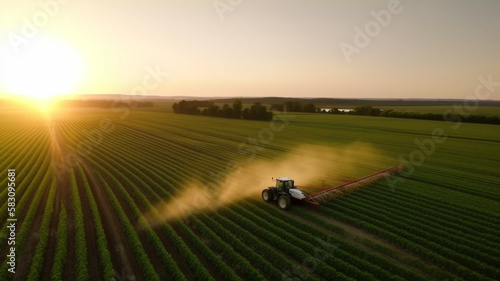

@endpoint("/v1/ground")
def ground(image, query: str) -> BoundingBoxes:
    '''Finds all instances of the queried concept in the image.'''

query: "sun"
[1,37,83,104]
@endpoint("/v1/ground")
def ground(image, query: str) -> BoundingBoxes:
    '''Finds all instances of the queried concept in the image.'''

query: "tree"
[173,99,273,121]
[270,103,284,111]
[222,104,234,118]
[284,101,302,112]
[370,107,381,116]
[243,103,272,121]
[241,108,250,119]
[207,104,220,117]
[302,103,316,113]
[232,100,242,118]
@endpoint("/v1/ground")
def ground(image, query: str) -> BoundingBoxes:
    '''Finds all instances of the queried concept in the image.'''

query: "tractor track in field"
[51,119,141,280]
[79,154,142,281]
[290,204,439,280]
[47,119,76,280]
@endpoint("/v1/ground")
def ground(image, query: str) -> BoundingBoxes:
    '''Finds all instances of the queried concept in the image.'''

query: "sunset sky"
[1,0,499,100]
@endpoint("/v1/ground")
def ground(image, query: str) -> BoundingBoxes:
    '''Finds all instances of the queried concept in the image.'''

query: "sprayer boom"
[301,165,400,205]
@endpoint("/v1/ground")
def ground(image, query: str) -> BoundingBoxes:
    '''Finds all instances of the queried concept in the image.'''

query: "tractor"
[261,166,401,210]
[261,177,307,210]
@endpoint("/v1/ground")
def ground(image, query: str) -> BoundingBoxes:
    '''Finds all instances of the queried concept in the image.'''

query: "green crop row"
[51,205,68,280]
[188,215,266,280]
[70,168,89,281]
[289,206,346,236]
[27,178,57,280]
[174,219,241,281]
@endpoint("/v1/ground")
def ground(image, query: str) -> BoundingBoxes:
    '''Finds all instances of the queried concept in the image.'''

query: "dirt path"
[75,167,103,280]
[40,120,71,280]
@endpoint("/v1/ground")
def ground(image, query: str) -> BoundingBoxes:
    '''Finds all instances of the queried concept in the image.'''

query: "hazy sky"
[1,0,499,99]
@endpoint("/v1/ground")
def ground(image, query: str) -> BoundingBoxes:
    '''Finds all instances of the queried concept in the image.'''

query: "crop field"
[0,105,499,281]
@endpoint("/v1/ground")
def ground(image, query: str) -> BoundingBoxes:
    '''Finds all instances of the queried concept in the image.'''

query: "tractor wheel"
[262,189,272,202]
[278,195,291,210]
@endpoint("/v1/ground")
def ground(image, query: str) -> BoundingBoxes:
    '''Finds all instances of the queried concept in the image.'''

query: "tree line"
[322,105,500,125]
[270,101,316,112]
[172,100,273,121]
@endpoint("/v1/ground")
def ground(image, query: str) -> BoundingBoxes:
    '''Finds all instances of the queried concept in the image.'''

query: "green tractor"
[262,177,306,210]
[262,166,401,209]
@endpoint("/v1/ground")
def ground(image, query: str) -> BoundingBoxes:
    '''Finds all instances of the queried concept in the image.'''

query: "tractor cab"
[275,177,294,192]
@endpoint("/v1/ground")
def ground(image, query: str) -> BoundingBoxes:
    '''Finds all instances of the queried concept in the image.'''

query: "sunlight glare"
[1,37,83,105]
